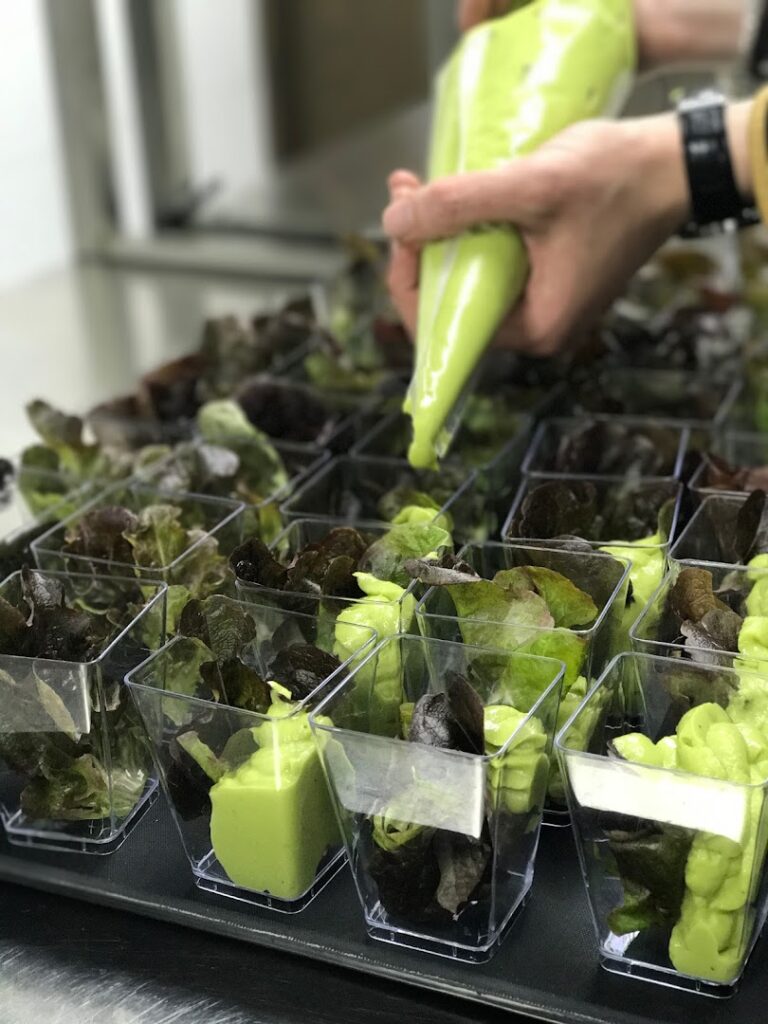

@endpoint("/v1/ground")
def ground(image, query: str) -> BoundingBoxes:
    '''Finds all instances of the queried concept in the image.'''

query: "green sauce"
[407,0,635,468]
[210,695,338,900]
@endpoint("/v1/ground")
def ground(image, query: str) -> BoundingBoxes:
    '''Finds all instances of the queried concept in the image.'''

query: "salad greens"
[147,400,290,508]
[610,682,768,983]
[230,518,451,604]
[363,671,549,923]
[156,601,345,824]
[0,569,154,823]
[647,565,768,670]
[538,419,682,478]
[52,500,232,636]
[699,454,768,494]
[230,516,451,735]
[407,553,597,692]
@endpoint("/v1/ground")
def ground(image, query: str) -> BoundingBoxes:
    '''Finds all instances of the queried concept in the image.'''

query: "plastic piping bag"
[405,0,636,469]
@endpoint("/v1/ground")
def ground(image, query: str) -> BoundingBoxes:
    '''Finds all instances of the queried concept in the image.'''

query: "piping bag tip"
[407,437,439,471]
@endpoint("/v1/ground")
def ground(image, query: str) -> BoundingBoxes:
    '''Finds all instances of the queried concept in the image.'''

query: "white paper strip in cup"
[568,755,749,844]
[323,732,485,839]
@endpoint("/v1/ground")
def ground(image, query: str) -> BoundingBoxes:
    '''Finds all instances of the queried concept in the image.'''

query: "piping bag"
[405,0,636,469]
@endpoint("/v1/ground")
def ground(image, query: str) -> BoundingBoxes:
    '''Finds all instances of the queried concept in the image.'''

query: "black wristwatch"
[677,90,758,236]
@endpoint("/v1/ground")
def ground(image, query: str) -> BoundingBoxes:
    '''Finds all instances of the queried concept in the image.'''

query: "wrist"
[629,114,690,232]
[634,0,747,68]
[627,99,754,236]
[726,99,754,201]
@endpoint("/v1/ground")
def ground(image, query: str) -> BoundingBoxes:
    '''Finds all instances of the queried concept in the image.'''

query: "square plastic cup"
[126,601,377,913]
[233,516,439,633]
[414,542,630,818]
[234,374,381,455]
[309,634,564,962]
[630,559,768,670]
[0,570,167,854]
[138,437,329,545]
[280,455,491,547]
[415,542,630,691]
[0,460,94,579]
[31,481,244,589]
[670,493,767,567]
[557,652,768,995]
[570,368,742,430]
[521,416,689,481]
[352,407,534,471]
[503,475,683,640]
[688,430,768,498]
[351,409,533,535]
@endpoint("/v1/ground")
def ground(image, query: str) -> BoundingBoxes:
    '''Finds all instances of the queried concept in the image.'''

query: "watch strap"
[678,92,757,233]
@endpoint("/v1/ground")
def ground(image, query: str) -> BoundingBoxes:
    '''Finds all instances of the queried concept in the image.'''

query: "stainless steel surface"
[0,259,331,452]
[0,941,253,1024]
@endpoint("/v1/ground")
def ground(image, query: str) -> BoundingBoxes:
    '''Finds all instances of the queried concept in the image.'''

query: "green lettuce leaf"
[359,522,451,588]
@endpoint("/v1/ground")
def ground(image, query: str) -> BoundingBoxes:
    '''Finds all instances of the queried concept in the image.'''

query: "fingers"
[388,169,421,196]
[457,0,494,31]
[385,170,422,334]
[386,242,420,336]
[382,161,551,245]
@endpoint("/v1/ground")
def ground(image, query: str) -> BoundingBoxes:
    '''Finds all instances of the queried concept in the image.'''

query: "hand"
[634,0,748,68]
[457,0,515,32]
[385,108,753,357]
[457,0,748,69]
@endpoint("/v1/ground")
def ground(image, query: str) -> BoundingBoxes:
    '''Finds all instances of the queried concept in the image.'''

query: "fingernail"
[383,201,414,238]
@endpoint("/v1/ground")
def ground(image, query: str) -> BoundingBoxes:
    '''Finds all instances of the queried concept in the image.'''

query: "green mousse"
[407,0,635,468]
[210,694,338,900]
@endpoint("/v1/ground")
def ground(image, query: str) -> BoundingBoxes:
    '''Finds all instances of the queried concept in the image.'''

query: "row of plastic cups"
[19,458,488,585]
[2,527,632,876]
[0,558,565,956]
[5,555,765,990]
[126,614,768,990]
[519,413,768,505]
[232,530,632,825]
[0,575,380,855]
[1,429,331,579]
[126,627,565,958]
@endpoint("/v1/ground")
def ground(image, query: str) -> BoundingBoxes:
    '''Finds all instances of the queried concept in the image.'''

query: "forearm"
[635,0,752,67]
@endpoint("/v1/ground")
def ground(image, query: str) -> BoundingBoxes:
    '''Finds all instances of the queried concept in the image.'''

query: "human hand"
[384,107,754,356]
[457,0,749,69]
[457,0,516,32]
[634,0,749,68]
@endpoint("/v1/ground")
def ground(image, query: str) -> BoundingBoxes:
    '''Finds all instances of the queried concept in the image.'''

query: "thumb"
[381,161,546,245]
[457,0,494,31]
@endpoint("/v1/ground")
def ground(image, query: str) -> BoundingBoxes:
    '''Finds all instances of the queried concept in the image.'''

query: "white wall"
[173,0,274,193]
[0,1,73,290]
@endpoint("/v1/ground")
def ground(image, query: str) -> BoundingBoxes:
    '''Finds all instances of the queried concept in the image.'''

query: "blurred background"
[0,0,741,448]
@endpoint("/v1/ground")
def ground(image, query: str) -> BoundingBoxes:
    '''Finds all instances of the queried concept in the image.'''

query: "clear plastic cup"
[310,634,564,961]
[0,570,167,854]
[557,652,768,994]
[127,601,376,912]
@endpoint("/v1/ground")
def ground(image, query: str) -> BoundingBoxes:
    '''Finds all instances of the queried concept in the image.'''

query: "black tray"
[1,797,766,1024]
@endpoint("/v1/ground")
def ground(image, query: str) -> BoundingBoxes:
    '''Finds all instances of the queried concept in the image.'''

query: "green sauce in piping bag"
[406,0,636,468]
